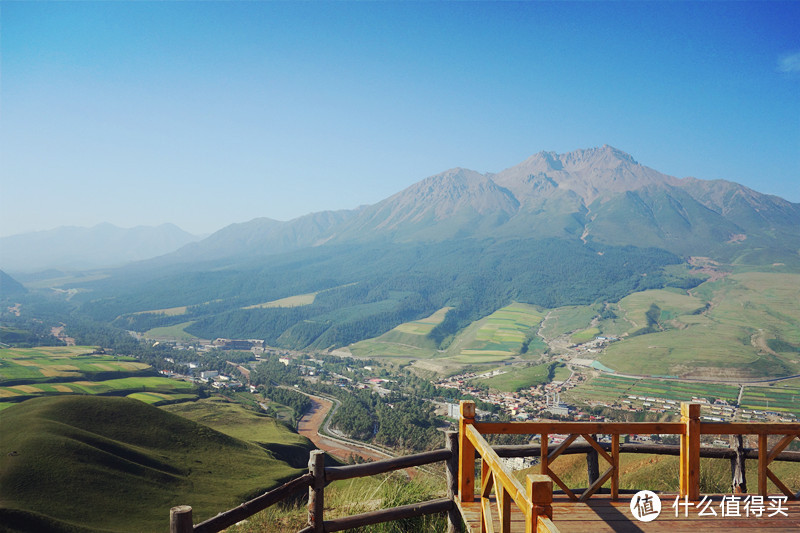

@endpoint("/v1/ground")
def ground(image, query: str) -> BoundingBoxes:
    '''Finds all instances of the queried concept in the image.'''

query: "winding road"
[294,392,393,463]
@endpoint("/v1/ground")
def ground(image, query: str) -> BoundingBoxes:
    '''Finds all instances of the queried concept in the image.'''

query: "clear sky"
[1,1,798,237]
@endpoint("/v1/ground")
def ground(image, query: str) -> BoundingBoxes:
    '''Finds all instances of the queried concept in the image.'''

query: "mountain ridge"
[0,223,202,273]
[148,146,799,266]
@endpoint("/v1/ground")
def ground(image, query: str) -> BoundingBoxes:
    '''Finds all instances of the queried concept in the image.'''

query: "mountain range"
[0,223,201,273]
[148,145,800,266]
[9,146,799,353]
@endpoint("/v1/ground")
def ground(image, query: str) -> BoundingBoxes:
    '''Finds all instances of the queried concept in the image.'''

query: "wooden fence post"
[526,474,552,533]
[445,430,462,533]
[611,434,620,501]
[758,434,768,497]
[308,449,325,533]
[679,403,701,500]
[586,434,599,487]
[730,434,747,494]
[170,505,193,533]
[459,400,476,503]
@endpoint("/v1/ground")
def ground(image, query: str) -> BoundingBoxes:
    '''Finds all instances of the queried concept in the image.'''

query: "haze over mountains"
[0,223,201,273]
[4,146,798,275]
[150,145,800,267]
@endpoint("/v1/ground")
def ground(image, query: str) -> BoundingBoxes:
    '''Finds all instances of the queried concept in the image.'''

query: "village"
[154,336,797,451]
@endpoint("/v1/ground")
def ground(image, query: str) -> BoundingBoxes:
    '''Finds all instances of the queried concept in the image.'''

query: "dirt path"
[296,395,387,463]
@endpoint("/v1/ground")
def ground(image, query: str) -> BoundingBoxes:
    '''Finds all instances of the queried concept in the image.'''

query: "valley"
[1,146,799,532]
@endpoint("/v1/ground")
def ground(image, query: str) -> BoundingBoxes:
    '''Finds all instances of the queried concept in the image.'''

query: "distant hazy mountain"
[157,145,800,265]
[0,223,201,273]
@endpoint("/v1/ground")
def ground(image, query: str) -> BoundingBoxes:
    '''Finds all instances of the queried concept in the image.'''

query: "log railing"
[458,399,800,533]
[170,432,461,533]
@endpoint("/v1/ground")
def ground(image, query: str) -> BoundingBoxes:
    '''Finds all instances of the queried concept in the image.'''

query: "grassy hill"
[598,272,800,379]
[0,396,306,533]
[162,396,315,468]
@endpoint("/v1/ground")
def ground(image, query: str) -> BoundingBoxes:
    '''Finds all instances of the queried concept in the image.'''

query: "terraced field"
[454,302,544,360]
[740,381,800,414]
[567,374,739,405]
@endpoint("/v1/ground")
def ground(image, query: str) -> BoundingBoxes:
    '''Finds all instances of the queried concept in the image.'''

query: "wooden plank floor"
[457,495,800,532]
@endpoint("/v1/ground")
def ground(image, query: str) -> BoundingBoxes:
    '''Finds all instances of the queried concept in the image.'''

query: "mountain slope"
[147,146,800,267]
[0,270,27,299]
[0,396,304,533]
[333,168,519,242]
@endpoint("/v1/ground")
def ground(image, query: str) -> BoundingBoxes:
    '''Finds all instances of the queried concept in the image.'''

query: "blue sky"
[1,1,798,237]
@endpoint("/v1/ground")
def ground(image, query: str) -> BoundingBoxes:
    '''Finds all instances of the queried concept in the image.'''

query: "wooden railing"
[170,432,461,533]
[458,400,800,533]
[170,400,799,533]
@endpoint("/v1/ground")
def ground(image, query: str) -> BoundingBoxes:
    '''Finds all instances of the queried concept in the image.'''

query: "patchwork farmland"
[0,346,197,407]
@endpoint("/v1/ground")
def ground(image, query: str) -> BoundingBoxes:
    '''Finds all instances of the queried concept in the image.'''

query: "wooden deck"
[457,494,800,532]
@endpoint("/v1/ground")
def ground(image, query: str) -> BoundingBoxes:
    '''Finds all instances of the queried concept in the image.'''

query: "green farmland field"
[0,376,196,402]
[144,320,199,341]
[539,306,599,339]
[477,362,557,392]
[740,381,800,414]
[0,347,197,405]
[348,307,452,358]
[455,302,544,358]
[0,346,150,383]
[566,375,739,405]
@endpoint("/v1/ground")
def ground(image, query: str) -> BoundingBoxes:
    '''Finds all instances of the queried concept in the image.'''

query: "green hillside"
[598,272,800,379]
[0,396,305,533]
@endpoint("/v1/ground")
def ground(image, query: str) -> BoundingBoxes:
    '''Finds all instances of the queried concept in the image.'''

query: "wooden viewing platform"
[170,401,800,533]
[457,494,800,532]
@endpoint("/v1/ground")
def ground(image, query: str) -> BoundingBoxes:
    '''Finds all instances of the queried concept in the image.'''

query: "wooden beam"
[445,430,462,533]
[759,433,768,497]
[466,425,530,512]
[460,400,477,503]
[546,467,578,502]
[579,466,614,502]
[492,442,800,462]
[581,434,613,465]
[680,403,701,501]
[546,434,578,463]
[766,467,797,500]
[474,421,684,435]
[325,448,451,482]
[540,434,548,476]
[193,473,314,533]
[611,434,620,501]
[499,482,511,533]
[537,516,559,533]
[767,435,797,465]
[527,474,553,533]
[308,450,325,533]
[323,498,453,532]
[701,423,800,435]
[481,496,495,533]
